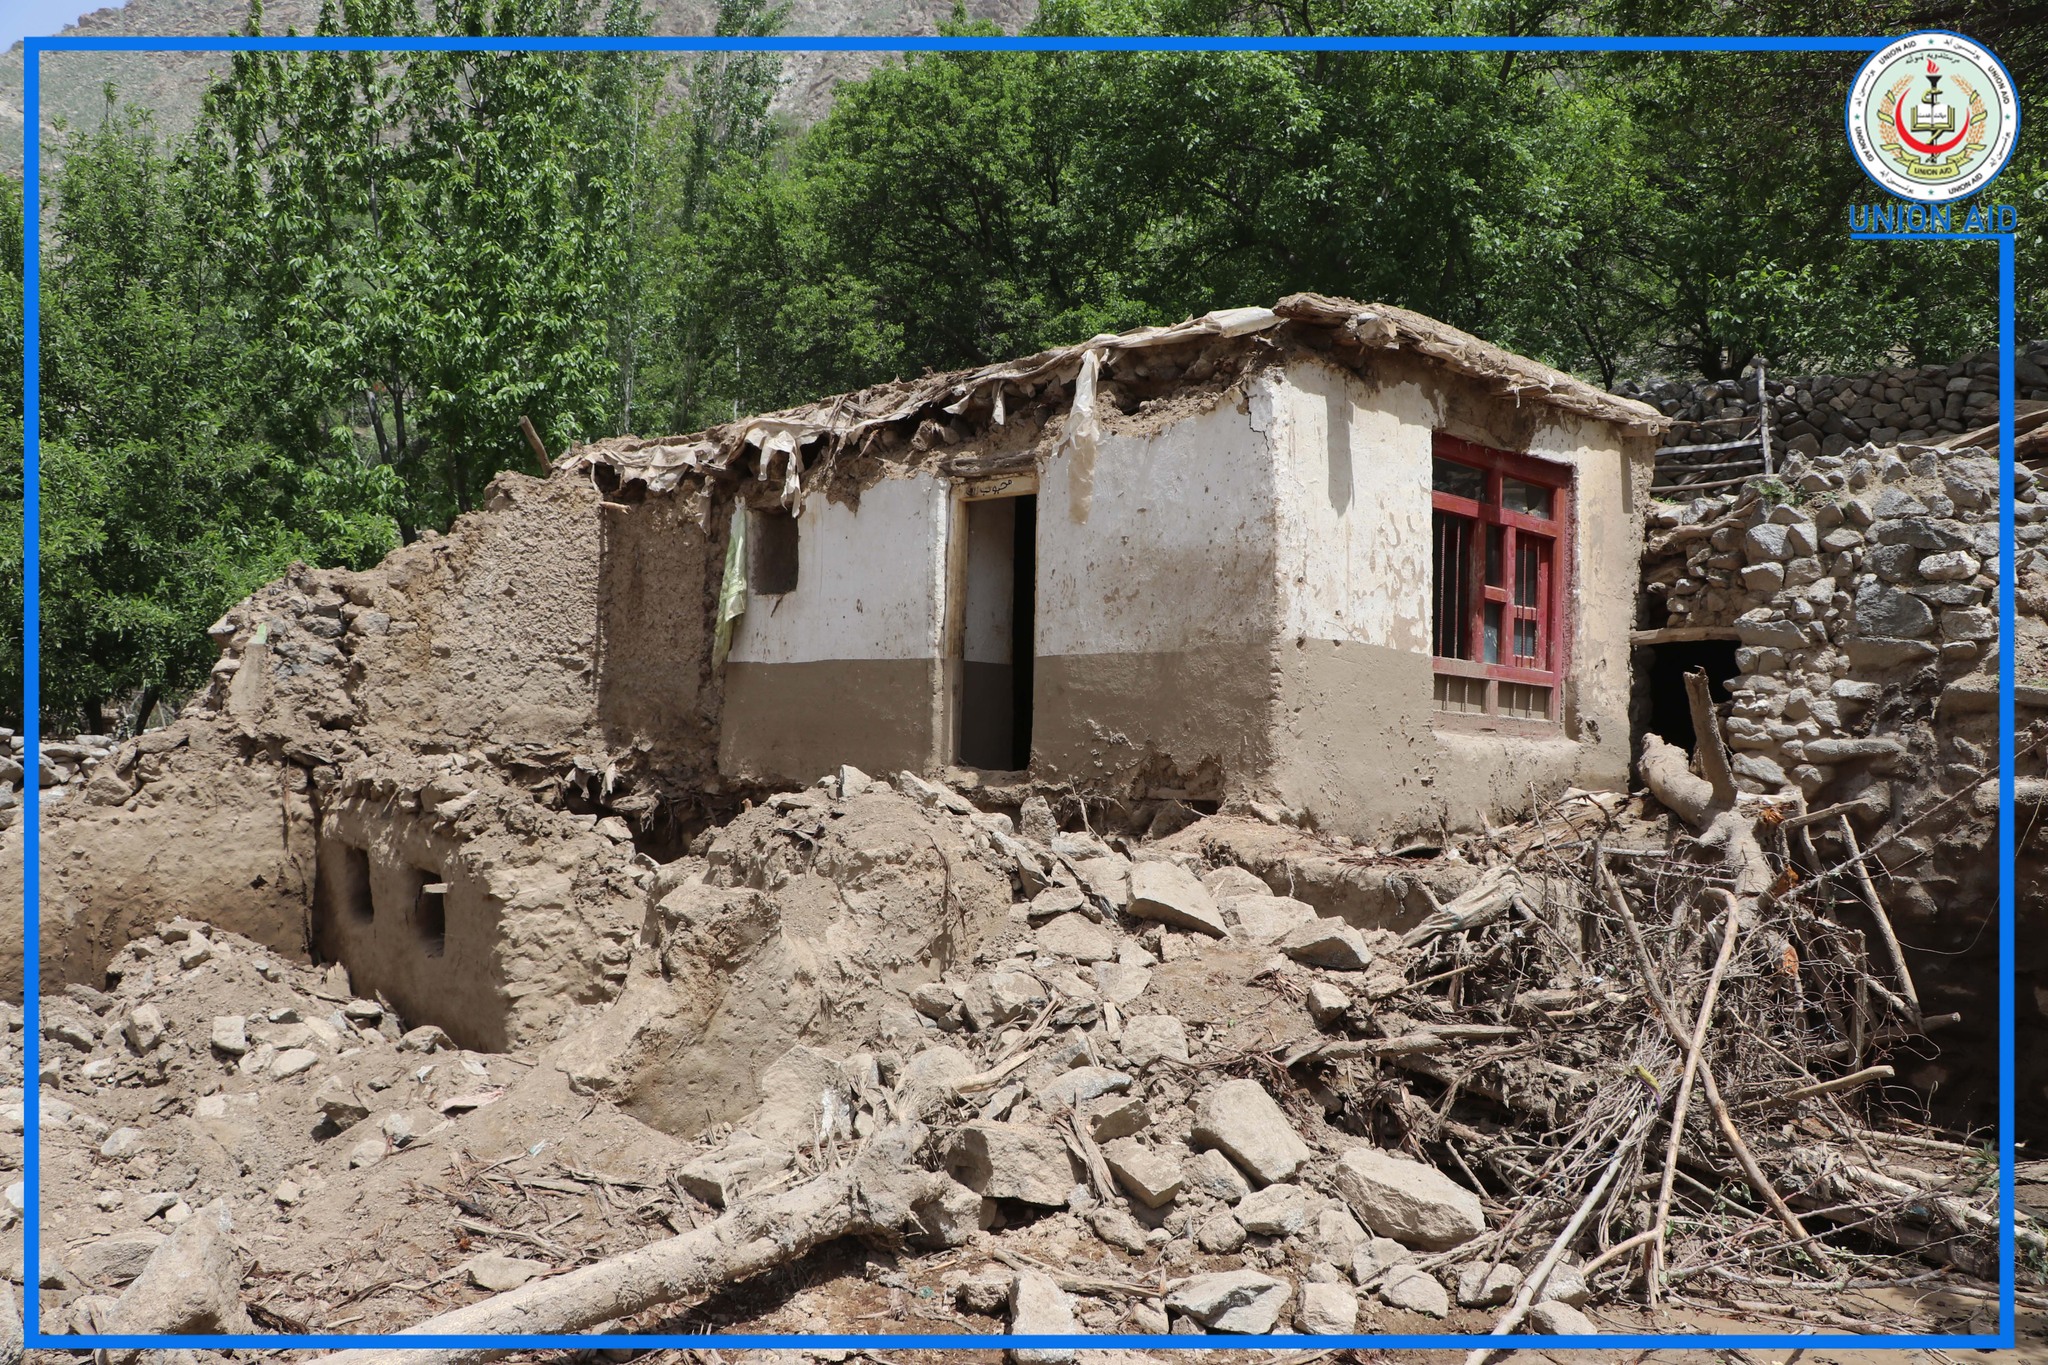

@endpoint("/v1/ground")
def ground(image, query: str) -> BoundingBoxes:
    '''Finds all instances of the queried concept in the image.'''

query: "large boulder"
[1333,1146,1485,1250]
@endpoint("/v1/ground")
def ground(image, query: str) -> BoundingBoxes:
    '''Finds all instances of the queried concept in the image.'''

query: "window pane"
[1502,478,1552,517]
[1513,616,1538,661]
[1433,458,1486,501]
[1486,525,1505,586]
[1433,510,1471,658]
[1484,603,1502,664]
[1515,538,1542,606]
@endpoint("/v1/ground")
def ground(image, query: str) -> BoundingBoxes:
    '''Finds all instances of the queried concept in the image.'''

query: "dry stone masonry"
[1622,340,2048,467]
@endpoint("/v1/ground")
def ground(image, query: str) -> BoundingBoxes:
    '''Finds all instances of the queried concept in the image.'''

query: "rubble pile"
[1641,443,2020,1116]
[20,765,2011,1344]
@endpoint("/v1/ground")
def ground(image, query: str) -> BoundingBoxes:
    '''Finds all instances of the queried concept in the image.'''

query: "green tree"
[201,0,648,530]
[28,106,399,731]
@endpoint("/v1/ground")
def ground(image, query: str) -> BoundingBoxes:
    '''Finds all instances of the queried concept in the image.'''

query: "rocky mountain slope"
[1,0,1036,174]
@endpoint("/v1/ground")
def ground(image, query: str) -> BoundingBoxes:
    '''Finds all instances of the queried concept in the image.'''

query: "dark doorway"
[1646,640,1741,751]
[958,495,1036,770]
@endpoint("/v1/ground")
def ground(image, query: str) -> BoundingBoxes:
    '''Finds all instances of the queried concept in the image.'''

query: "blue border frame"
[1843,30,2023,205]
[16,29,2019,1355]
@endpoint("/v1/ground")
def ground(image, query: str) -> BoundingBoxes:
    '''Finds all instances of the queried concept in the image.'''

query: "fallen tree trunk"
[1639,669,1770,896]
[309,1124,968,1365]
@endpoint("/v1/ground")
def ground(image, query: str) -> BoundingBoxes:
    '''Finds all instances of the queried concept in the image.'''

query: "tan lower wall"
[1270,638,1630,842]
[719,658,938,786]
[1032,645,1278,800]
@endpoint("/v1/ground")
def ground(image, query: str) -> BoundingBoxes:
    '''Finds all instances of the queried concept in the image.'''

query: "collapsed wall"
[17,474,686,1049]
[1638,441,2019,1120]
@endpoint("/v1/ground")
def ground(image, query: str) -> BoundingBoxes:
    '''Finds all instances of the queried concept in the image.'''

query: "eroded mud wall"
[25,473,669,1046]
[1264,354,1651,842]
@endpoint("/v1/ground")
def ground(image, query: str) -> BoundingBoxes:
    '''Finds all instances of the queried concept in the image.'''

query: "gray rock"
[1089,1205,1151,1254]
[98,1127,146,1160]
[1027,885,1088,921]
[270,1047,321,1079]
[1296,1282,1358,1334]
[1380,1264,1448,1317]
[1333,1147,1485,1250]
[399,1024,452,1053]
[209,1016,249,1057]
[1035,913,1116,963]
[1538,1262,1590,1307]
[1102,1137,1183,1208]
[1739,561,1786,594]
[123,1006,164,1053]
[1942,606,1997,642]
[1196,1211,1247,1253]
[1223,894,1317,944]
[749,1047,851,1154]
[1203,865,1271,900]
[1918,550,1979,581]
[945,1123,1081,1207]
[102,1199,253,1334]
[1235,1182,1310,1236]
[1279,918,1373,971]
[70,1231,166,1285]
[1743,523,1792,562]
[1120,1015,1189,1069]
[958,1272,1014,1316]
[899,1045,976,1116]
[1010,1268,1080,1362]
[1127,862,1227,937]
[468,1252,550,1292]
[1191,1079,1310,1186]
[1084,1095,1149,1142]
[1853,583,1934,638]
[1305,981,1352,1027]
[1528,1300,1599,1335]
[1303,1202,1370,1263]
[1165,1270,1292,1334]
[1018,795,1058,844]
[1036,1066,1131,1113]
[314,1082,372,1128]
[1456,1262,1522,1307]
[1072,856,1133,909]
[1184,1148,1251,1204]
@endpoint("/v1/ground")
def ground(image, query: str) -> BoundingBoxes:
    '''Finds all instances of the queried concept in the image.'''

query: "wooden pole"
[518,416,553,476]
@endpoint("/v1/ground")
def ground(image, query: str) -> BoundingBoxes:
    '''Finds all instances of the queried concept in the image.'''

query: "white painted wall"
[727,474,949,665]
[1036,392,1281,657]
[1267,360,1620,667]
[1263,364,1435,656]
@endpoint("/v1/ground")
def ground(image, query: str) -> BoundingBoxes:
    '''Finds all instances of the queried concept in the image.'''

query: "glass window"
[1432,457,1486,501]
[1502,478,1552,517]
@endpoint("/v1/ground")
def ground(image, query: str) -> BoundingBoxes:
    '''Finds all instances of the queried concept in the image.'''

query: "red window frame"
[1430,433,1572,722]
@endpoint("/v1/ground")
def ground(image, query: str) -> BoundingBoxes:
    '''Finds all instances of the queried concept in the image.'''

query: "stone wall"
[1640,442,2020,1123]
[1621,342,2048,467]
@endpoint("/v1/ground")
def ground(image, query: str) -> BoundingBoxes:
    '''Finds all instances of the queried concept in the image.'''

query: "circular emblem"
[1846,31,2019,202]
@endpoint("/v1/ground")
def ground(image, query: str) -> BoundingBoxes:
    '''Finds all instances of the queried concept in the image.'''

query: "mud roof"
[563,293,1666,497]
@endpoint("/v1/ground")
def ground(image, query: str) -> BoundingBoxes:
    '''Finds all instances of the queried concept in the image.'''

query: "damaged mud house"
[7,293,2030,1346]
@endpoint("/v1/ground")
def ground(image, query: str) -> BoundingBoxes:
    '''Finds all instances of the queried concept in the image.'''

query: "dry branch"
[308,1125,963,1365]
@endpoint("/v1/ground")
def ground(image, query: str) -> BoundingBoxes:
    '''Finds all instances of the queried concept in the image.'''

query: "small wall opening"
[1646,640,1741,752]
[958,494,1035,770]
[749,508,800,594]
[409,870,448,958]
[339,846,372,923]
